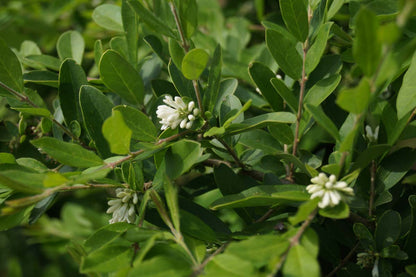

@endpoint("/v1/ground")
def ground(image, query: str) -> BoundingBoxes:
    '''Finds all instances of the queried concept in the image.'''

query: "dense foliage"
[1,0,416,276]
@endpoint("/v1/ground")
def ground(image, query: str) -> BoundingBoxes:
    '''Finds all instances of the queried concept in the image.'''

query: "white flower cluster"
[306,173,354,208]
[365,125,379,143]
[156,95,199,130]
[106,188,138,224]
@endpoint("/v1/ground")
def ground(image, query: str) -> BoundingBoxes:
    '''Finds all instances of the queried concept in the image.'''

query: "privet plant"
[1,0,416,276]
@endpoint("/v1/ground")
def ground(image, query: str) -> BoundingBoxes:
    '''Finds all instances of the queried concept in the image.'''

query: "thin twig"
[0,80,83,143]
[269,209,318,276]
[192,80,205,119]
[216,136,246,169]
[168,1,189,52]
[192,243,229,276]
[326,242,359,277]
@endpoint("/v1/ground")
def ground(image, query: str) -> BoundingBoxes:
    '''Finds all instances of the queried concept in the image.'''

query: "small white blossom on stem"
[365,125,379,143]
[156,95,199,130]
[306,173,354,208]
[106,188,138,224]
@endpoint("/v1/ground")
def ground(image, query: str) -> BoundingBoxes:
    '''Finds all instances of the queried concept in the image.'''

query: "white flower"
[356,252,375,268]
[106,188,138,224]
[156,95,199,130]
[365,125,379,143]
[306,173,354,209]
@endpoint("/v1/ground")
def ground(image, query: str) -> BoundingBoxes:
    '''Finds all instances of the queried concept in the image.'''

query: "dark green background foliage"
[1,0,416,276]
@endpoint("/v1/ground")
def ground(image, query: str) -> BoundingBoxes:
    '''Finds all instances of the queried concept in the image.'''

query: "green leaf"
[351,144,390,170]
[279,0,309,42]
[396,52,416,119]
[270,77,298,113]
[145,35,169,64]
[352,8,381,77]
[121,0,139,66]
[163,176,180,231]
[0,153,15,164]
[92,4,123,32]
[56,31,85,64]
[249,62,283,111]
[114,105,157,142]
[304,74,341,106]
[168,61,194,99]
[266,28,303,80]
[306,22,333,74]
[179,0,198,38]
[81,245,132,273]
[289,199,319,225]
[205,254,255,277]
[128,0,177,39]
[0,38,23,96]
[99,50,144,104]
[226,112,296,135]
[58,59,88,125]
[354,223,375,249]
[0,169,45,193]
[306,104,340,141]
[405,196,416,260]
[301,228,319,258]
[79,85,113,158]
[102,110,132,155]
[226,235,289,268]
[210,185,309,210]
[336,78,371,114]
[205,45,222,112]
[169,37,185,69]
[31,137,103,168]
[84,222,134,253]
[129,254,192,277]
[94,40,103,66]
[180,209,217,241]
[165,140,205,179]
[43,172,68,187]
[23,70,59,88]
[380,245,408,260]
[375,210,401,250]
[181,48,210,80]
[12,107,51,117]
[268,124,294,145]
[26,55,61,71]
[214,78,238,116]
[318,202,350,219]
[407,265,416,277]
[283,244,320,277]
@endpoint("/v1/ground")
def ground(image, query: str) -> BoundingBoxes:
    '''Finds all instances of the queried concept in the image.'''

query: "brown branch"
[216,137,246,169]
[326,242,359,277]
[169,1,189,52]
[269,209,318,276]
[192,243,229,276]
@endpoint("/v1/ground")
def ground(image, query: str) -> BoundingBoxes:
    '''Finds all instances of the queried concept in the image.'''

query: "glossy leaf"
[31,137,103,168]
[249,62,283,111]
[182,48,209,80]
[318,202,350,219]
[396,52,416,119]
[283,244,320,277]
[226,112,296,135]
[336,78,371,114]
[81,245,132,273]
[99,50,144,104]
[266,28,303,80]
[165,140,205,179]
[114,105,157,142]
[352,8,381,76]
[0,38,23,96]
[205,45,222,112]
[79,85,113,158]
[279,0,309,42]
[56,31,84,64]
[84,222,134,253]
[270,77,298,113]
[306,23,332,74]
[128,0,177,39]
[306,104,340,141]
[304,74,341,106]
[102,110,132,155]
[92,4,123,32]
[375,210,401,250]
[210,185,309,210]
